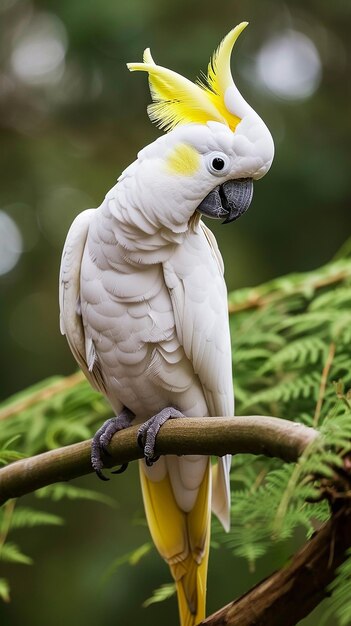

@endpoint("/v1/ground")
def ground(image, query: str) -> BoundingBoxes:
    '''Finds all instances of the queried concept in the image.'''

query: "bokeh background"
[0,0,350,624]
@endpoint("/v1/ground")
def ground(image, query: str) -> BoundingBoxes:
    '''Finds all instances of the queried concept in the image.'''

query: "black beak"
[196,178,254,224]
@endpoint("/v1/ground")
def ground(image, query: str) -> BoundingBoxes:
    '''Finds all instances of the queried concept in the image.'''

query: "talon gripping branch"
[59,22,274,626]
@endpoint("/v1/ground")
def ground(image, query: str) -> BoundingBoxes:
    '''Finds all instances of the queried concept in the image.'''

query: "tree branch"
[0,415,317,505]
[201,503,351,626]
[2,413,349,626]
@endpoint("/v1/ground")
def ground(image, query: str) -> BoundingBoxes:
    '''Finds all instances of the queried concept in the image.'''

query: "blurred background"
[0,0,350,624]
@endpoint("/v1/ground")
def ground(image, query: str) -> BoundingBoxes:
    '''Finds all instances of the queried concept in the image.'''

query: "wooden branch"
[2,412,349,626]
[0,415,317,505]
[201,503,351,626]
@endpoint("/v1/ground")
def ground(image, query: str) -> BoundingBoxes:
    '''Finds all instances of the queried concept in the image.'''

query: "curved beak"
[196,178,254,224]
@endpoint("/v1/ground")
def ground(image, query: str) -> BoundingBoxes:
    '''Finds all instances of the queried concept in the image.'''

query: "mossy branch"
[0,415,317,505]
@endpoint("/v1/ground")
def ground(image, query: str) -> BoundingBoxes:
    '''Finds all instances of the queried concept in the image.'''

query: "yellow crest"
[127,22,248,133]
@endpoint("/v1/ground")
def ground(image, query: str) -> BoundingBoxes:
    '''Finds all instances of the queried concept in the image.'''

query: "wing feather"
[59,209,106,394]
[163,222,233,530]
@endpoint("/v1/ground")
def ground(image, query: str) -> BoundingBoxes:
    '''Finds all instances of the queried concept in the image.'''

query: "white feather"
[59,115,273,529]
[59,208,119,403]
[163,222,234,529]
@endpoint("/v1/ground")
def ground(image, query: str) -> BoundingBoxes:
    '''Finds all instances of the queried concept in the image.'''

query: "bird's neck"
[100,178,192,266]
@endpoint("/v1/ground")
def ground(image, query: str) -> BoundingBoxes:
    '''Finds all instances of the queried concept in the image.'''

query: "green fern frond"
[222,524,270,570]
[9,507,64,529]
[102,542,152,583]
[233,331,285,349]
[310,287,351,312]
[243,372,321,410]
[45,419,92,449]
[322,550,351,626]
[142,582,176,608]
[276,311,339,336]
[35,483,116,508]
[233,348,273,364]
[0,542,32,565]
[0,578,10,603]
[0,449,26,465]
[260,337,327,374]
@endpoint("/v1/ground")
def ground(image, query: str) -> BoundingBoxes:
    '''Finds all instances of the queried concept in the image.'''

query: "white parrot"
[59,22,274,626]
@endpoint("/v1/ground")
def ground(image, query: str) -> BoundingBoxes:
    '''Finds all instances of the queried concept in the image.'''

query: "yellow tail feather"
[139,459,211,626]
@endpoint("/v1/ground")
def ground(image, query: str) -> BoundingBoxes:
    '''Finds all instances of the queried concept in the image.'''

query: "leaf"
[0,578,10,603]
[322,550,351,626]
[35,484,116,508]
[10,507,64,529]
[243,372,321,410]
[102,542,153,583]
[45,420,92,448]
[0,542,32,565]
[0,450,26,465]
[259,337,327,374]
[143,582,176,608]
[1,435,22,450]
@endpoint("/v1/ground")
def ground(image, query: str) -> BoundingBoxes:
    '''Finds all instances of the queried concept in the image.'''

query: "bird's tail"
[139,458,211,626]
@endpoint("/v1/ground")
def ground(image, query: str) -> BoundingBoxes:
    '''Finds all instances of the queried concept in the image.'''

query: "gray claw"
[137,407,184,465]
[91,409,134,479]
[111,463,129,474]
[145,455,160,467]
[96,469,110,482]
[137,432,145,450]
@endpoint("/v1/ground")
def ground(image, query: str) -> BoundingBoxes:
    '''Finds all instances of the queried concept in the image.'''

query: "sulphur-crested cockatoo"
[59,22,274,626]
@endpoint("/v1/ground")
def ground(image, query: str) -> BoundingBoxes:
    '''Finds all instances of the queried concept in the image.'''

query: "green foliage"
[231,256,351,423]
[0,375,116,600]
[223,252,351,624]
[142,582,176,608]
[101,542,153,584]
[216,405,351,576]
[0,374,111,459]
[8,507,63,530]
[0,578,10,603]
[1,248,351,621]
[35,483,116,508]
[0,500,61,579]
[322,550,351,626]
[0,542,32,566]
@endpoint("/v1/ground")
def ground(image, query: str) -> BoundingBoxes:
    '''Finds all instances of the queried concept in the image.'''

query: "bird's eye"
[212,157,225,171]
[206,152,230,176]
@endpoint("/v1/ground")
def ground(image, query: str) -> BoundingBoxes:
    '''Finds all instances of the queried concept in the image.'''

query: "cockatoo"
[59,22,274,626]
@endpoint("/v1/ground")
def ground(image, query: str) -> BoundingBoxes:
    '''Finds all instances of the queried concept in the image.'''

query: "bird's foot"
[91,408,135,481]
[137,407,184,467]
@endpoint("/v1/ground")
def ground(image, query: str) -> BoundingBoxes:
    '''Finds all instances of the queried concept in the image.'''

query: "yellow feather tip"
[127,22,249,132]
[143,48,155,64]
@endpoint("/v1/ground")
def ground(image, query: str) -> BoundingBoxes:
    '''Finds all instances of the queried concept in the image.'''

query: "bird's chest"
[79,238,188,414]
[81,243,175,352]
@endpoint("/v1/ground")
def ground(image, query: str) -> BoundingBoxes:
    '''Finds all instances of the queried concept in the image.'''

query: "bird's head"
[127,22,274,229]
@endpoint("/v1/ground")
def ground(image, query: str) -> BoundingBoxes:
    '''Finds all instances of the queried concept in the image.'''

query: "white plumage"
[59,172,233,524]
[59,23,274,626]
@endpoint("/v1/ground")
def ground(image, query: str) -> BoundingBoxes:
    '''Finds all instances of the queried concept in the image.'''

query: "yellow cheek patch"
[165,143,200,176]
